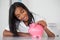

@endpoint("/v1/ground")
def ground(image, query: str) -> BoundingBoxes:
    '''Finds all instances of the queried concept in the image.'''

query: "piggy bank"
[28,23,44,40]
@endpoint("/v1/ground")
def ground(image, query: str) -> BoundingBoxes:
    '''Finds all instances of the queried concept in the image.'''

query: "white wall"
[0,0,9,37]
[11,0,22,4]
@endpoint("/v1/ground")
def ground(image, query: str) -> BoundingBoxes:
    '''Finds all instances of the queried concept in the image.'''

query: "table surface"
[1,37,60,40]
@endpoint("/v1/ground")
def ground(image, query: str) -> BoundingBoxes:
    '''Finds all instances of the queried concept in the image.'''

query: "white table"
[2,37,60,40]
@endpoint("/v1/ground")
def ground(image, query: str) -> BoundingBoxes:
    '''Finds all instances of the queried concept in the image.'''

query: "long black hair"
[9,2,35,36]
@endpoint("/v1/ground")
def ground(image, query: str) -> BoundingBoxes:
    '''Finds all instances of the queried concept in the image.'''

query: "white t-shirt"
[5,13,54,37]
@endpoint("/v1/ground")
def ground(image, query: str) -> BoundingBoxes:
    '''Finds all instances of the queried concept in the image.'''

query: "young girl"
[3,2,55,37]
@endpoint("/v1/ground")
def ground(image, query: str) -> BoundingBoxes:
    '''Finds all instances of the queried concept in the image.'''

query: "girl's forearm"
[18,32,31,37]
[44,27,55,37]
[3,30,31,37]
[3,30,13,37]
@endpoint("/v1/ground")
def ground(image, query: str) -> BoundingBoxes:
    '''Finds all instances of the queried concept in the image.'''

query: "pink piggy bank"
[28,23,44,40]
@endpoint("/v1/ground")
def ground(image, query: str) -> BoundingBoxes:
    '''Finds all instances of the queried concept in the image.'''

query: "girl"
[3,2,55,37]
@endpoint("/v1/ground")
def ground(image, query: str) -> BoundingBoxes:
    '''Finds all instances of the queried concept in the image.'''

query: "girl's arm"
[3,30,13,37]
[36,20,55,37]
[44,27,55,37]
[3,30,31,37]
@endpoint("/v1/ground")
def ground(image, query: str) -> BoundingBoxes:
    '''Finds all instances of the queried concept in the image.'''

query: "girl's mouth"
[22,16,27,21]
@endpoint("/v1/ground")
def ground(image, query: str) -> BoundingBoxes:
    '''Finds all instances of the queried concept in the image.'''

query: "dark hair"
[9,2,35,36]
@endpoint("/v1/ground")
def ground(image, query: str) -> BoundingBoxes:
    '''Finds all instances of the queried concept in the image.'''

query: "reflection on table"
[2,36,60,40]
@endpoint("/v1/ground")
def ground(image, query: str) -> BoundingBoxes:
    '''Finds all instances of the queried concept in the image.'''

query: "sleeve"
[34,14,46,23]
[4,25,10,31]
[4,25,20,32]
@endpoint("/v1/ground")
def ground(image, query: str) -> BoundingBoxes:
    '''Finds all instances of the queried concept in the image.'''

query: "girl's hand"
[36,20,55,37]
[18,32,31,37]
[36,20,47,30]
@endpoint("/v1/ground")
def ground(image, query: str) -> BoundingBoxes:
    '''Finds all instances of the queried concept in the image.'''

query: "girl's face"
[15,7,29,22]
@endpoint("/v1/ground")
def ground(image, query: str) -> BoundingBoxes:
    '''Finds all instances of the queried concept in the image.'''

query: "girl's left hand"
[36,20,55,37]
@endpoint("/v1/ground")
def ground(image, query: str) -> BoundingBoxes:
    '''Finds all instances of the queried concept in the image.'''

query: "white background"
[0,0,60,37]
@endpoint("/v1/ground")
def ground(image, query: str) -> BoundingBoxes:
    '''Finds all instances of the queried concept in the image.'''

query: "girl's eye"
[21,9,24,13]
[17,15,20,18]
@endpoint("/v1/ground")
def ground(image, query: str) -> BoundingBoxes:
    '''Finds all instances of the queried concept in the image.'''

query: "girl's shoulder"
[31,12,45,22]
